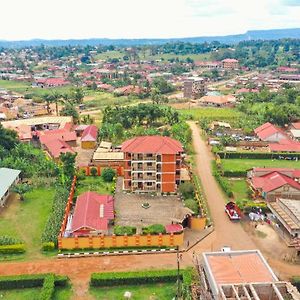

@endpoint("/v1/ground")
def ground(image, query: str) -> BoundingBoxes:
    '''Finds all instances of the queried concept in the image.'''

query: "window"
[147,182,153,186]
[176,170,180,175]
[147,173,152,176]
[147,162,152,166]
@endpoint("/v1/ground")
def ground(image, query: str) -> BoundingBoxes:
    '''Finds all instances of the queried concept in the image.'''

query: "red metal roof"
[252,167,300,178]
[39,129,77,144]
[43,139,75,158]
[71,192,114,233]
[81,125,98,142]
[165,224,183,233]
[252,171,300,193]
[121,136,183,154]
[291,122,300,130]
[269,139,300,152]
[254,123,286,141]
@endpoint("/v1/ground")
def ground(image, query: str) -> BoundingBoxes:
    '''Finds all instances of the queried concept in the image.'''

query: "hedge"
[90,269,180,287]
[0,236,23,246]
[211,161,233,197]
[291,277,300,291]
[0,274,68,290]
[142,224,166,235]
[39,274,55,300]
[0,244,25,254]
[223,170,247,177]
[114,225,136,236]
[216,151,300,159]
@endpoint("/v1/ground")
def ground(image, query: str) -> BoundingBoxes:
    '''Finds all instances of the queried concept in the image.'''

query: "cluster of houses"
[1,116,98,160]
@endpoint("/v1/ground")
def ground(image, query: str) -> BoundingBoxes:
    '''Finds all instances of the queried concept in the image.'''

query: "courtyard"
[114,178,192,233]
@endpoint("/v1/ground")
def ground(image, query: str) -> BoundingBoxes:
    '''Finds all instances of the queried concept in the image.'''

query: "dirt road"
[0,121,298,299]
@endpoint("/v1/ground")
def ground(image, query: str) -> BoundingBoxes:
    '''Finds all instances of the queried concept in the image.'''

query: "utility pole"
[176,246,180,299]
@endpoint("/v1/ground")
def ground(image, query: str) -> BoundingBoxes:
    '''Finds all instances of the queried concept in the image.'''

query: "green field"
[221,158,300,174]
[76,176,113,196]
[90,282,176,299]
[179,107,244,123]
[229,179,249,200]
[0,80,73,97]
[95,50,124,60]
[0,188,55,259]
[0,288,41,300]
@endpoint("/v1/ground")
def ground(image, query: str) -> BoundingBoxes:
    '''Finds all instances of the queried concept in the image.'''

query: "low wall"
[80,165,123,176]
[189,216,206,231]
[58,232,184,250]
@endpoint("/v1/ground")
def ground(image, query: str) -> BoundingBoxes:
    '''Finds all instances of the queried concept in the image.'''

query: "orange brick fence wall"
[58,232,184,250]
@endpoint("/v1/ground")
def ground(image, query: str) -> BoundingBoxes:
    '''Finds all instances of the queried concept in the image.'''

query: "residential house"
[122,136,184,193]
[0,168,21,206]
[268,198,300,240]
[268,139,300,152]
[198,95,236,107]
[70,192,114,236]
[81,125,98,149]
[248,169,300,201]
[254,122,287,142]
[38,128,77,147]
[92,152,124,168]
[199,249,300,300]
[43,139,75,161]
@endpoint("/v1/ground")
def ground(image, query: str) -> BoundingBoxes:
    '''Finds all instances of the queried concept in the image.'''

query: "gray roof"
[0,168,21,199]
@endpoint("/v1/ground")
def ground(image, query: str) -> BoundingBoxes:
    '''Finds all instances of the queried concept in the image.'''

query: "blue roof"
[0,168,21,199]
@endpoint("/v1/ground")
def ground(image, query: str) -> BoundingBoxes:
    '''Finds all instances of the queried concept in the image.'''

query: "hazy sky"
[1,0,300,40]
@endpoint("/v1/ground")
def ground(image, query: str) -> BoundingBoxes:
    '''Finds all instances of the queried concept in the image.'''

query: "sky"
[1,0,300,40]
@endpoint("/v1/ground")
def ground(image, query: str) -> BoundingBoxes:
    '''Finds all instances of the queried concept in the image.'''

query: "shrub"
[90,269,180,287]
[142,224,166,235]
[114,226,136,236]
[101,168,116,182]
[212,161,233,197]
[0,274,68,290]
[179,182,195,199]
[236,199,269,213]
[291,277,300,291]
[0,236,22,246]
[184,199,199,214]
[0,244,25,254]
[90,167,98,176]
[41,242,55,251]
[39,274,55,300]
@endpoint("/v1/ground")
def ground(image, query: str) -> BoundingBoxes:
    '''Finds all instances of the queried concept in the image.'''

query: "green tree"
[101,168,116,182]
[60,103,79,122]
[12,183,31,201]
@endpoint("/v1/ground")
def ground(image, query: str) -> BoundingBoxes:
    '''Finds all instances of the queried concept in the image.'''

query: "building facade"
[183,77,206,99]
[122,136,183,193]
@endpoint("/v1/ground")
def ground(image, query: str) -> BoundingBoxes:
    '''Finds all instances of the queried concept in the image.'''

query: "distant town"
[0,37,300,299]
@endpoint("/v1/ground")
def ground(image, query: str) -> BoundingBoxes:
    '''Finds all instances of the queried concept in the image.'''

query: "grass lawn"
[221,158,300,174]
[53,286,73,300]
[0,80,73,97]
[229,179,249,200]
[0,188,55,260]
[76,176,113,196]
[90,282,176,300]
[95,50,124,60]
[0,288,41,300]
[179,107,244,123]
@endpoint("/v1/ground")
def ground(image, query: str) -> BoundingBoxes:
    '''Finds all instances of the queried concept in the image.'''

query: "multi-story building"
[122,136,184,193]
[183,77,206,99]
[222,58,239,70]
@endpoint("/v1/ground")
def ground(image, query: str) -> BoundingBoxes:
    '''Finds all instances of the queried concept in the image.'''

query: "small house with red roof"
[122,135,184,193]
[71,192,114,236]
[254,122,287,142]
[81,125,98,149]
[43,139,75,161]
[248,169,300,201]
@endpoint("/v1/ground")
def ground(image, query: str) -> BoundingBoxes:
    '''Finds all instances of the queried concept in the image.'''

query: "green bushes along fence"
[216,151,300,159]
[211,161,233,197]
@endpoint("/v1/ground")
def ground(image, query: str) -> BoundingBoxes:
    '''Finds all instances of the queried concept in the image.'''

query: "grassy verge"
[75,176,114,196]
[229,179,250,200]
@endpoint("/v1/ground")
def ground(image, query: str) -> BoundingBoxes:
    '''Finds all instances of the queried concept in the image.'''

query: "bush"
[223,170,247,177]
[291,277,300,291]
[101,168,116,182]
[42,242,55,251]
[184,199,199,214]
[39,274,55,300]
[90,269,179,287]
[90,167,98,176]
[114,226,136,236]
[212,161,233,197]
[0,236,22,246]
[179,182,195,199]
[0,244,25,254]
[236,199,269,213]
[0,274,68,290]
[142,224,166,235]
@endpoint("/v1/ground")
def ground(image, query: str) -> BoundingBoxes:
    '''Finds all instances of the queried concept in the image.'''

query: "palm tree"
[12,183,31,201]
